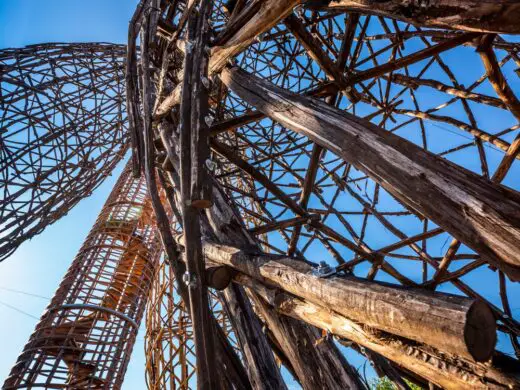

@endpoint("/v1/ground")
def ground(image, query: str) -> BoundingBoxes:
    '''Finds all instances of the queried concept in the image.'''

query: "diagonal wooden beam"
[253,284,518,390]
[199,178,366,388]
[287,143,322,256]
[220,66,520,281]
[212,138,418,286]
[178,4,218,389]
[305,0,520,34]
[155,0,302,119]
[347,32,480,85]
[201,241,496,362]
[284,14,358,101]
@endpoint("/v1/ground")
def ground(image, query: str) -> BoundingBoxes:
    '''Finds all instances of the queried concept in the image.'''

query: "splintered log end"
[207,266,234,290]
[464,300,496,362]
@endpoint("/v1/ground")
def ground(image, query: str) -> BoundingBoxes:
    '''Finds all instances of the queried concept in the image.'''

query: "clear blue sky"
[0,1,145,388]
[2,1,516,388]
[0,3,305,388]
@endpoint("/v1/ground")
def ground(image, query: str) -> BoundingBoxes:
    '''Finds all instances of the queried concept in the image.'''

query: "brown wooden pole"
[179,3,218,389]
[249,291,366,389]
[306,0,520,34]
[220,285,289,390]
[199,183,366,388]
[250,285,519,390]
[156,121,288,389]
[200,241,496,362]
[154,0,302,119]
[220,66,520,281]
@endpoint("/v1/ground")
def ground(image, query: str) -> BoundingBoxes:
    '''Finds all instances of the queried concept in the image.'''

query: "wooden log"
[154,0,301,118]
[208,0,302,74]
[199,183,366,388]
[206,266,234,290]
[155,127,288,389]
[220,66,520,281]
[305,0,520,34]
[250,285,519,390]
[179,4,217,389]
[201,242,497,362]
[478,34,520,121]
[220,285,288,390]
[249,291,366,389]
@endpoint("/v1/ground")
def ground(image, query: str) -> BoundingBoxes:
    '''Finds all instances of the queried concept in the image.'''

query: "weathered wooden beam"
[284,14,358,101]
[199,183,366,388]
[251,284,519,390]
[249,290,366,389]
[178,5,217,389]
[306,0,520,34]
[249,214,319,235]
[209,0,302,73]
[210,110,265,136]
[159,150,280,389]
[220,285,288,390]
[220,66,520,281]
[154,0,302,119]
[346,32,480,85]
[389,73,506,109]
[478,34,520,121]
[201,242,497,362]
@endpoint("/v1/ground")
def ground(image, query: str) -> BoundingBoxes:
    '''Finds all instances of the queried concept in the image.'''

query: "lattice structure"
[3,161,161,389]
[145,260,196,390]
[130,0,520,388]
[2,0,520,389]
[0,43,128,261]
[145,261,240,390]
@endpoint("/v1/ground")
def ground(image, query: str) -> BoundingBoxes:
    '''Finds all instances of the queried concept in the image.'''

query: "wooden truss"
[2,0,520,388]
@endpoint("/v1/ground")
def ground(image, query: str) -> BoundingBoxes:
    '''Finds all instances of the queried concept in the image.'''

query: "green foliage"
[370,377,423,390]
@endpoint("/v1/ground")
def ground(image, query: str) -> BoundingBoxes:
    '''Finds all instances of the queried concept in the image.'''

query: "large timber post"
[219,66,520,281]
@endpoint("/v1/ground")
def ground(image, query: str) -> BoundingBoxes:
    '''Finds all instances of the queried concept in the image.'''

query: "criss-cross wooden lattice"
[1,0,520,389]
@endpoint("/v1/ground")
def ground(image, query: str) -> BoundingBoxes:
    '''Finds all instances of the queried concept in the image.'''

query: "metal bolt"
[205,158,217,171]
[201,76,210,89]
[204,114,214,127]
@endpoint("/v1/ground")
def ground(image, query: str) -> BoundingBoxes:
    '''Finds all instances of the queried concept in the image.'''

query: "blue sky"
[0,1,145,388]
[1,1,518,388]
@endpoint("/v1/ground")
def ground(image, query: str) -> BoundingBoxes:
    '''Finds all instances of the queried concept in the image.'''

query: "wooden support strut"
[241,275,519,390]
[178,3,217,389]
[157,121,288,390]
[197,185,367,389]
[220,66,520,282]
[154,0,302,119]
[198,241,496,362]
[305,0,520,34]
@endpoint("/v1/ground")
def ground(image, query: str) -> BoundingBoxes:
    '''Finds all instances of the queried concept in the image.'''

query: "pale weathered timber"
[208,0,302,73]
[243,280,519,390]
[198,183,365,388]
[200,242,496,361]
[249,291,366,390]
[306,0,520,34]
[221,285,289,390]
[154,0,301,118]
[220,66,520,281]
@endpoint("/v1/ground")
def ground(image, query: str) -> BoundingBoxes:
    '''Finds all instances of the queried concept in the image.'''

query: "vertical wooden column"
[178,1,217,389]
[3,161,161,390]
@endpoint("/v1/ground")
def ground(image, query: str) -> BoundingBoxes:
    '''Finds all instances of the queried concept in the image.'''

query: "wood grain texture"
[220,66,520,281]
[306,0,520,34]
[202,242,496,361]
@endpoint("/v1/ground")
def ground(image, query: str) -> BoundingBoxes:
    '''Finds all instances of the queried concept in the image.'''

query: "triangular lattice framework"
[1,0,520,389]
